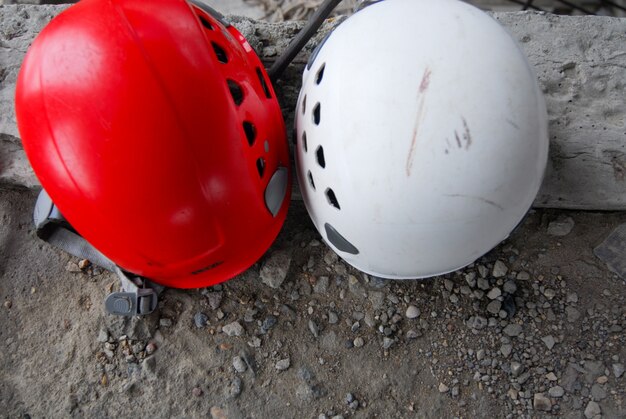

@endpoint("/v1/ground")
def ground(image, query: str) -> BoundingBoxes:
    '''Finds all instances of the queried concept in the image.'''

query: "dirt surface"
[1,188,625,418]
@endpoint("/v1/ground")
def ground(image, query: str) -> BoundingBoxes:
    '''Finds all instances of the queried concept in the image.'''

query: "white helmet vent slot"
[302,95,307,115]
[325,188,340,210]
[315,146,325,168]
[307,170,316,190]
[302,131,308,152]
[313,103,321,125]
[315,64,325,85]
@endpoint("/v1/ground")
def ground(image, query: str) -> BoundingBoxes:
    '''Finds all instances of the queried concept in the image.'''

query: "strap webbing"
[33,189,159,316]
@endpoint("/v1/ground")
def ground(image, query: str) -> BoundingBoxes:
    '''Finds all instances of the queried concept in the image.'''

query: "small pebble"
[533,393,551,411]
[500,344,512,358]
[503,280,517,294]
[542,335,556,350]
[223,321,244,337]
[503,323,522,337]
[510,362,523,377]
[487,287,501,300]
[438,383,449,393]
[405,305,420,319]
[584,400,601,418]
[549,386,564,398]
[145,342,157,355]
[308,320,319,338]
[97,329,109,343]
[276,358,291,371]
[492,260,508,278]
[194,312,208,328]
[78,259,91,270]
[487,300,501,315]
[383,337,394,349]
[233,356,247,373]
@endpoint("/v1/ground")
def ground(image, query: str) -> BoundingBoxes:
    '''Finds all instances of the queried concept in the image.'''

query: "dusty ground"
[1,1,626,418]
[1,187,625,418]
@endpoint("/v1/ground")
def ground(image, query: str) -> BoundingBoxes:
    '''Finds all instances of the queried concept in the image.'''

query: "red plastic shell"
[16,0,291,288]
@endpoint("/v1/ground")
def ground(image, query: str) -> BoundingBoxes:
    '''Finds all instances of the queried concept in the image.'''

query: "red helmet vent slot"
[199,15,213,30]
[256,157,266,178]
[211,41,228,63]
[255,67,272,99]
[243,121,256,146]
[227,79,244,106]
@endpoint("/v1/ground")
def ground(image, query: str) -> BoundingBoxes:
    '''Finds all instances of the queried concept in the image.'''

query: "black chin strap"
[34,190,161,316]
[268,0,344,82]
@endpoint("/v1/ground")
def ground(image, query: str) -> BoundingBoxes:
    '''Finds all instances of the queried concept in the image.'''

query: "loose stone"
[533,393,551,411]
[503,324,522,337]
[275,358,291,371]
[405,305,420,319]
[584,401,601,418]
[487,287,502,300]
[223,321,244,337]
[492,260,508,278]
[542,335,556,350]
[548,386,564,398]
[194,312,208,328]
[233,356,247,373]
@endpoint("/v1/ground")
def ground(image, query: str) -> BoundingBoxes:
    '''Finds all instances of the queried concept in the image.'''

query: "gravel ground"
[1,188,625,418]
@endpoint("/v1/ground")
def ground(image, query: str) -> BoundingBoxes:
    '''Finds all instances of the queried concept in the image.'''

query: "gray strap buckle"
[105,268,159,316]
[34,189,162,317]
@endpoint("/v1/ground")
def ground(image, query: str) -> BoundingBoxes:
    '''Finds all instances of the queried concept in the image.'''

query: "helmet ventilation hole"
[308,170,316,190]
[302,95,307,115]
[256,68,272,99]
[199,15,213,30]
[313,103,321,125]
[243,121,256,146]
[315,64,325,85]
[264,140,270,153]
[212,42,228,63]
[256,158,265,177]
[302,131,308,152]
[316,145,325,168]
[227,80,244,106]
[326,188,340,209]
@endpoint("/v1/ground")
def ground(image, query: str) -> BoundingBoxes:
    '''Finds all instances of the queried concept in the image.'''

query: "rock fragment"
[260,250,292,289]
[223,321,244,337]
[533,393,551,411]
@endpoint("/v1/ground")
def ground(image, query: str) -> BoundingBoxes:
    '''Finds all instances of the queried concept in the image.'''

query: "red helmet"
[16,0,291,289]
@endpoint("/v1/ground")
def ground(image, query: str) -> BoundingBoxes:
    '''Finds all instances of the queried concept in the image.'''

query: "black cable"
[554,0,596,14]
[506,0,546,11]
[268,0,343,82]
[600,0,626,13]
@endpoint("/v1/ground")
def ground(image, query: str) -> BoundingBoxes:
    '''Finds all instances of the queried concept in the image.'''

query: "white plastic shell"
[295,0,549,279]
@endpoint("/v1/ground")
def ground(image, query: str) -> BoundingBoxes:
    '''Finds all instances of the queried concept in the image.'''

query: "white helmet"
[295,0,549,279]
